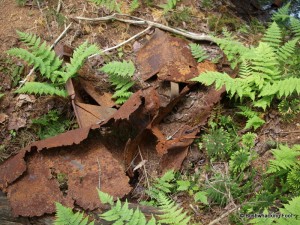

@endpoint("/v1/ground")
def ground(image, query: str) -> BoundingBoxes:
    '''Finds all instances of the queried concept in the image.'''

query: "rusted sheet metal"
[136,29,198,82]
[66,79,116,128]
[75,102,116,128]
[7,153,74,217]
[79,78,115,107]
[0,151,26,190]
[0,128,131,216]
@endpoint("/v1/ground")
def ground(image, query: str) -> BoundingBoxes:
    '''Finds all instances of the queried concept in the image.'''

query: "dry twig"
[75,13,214,42]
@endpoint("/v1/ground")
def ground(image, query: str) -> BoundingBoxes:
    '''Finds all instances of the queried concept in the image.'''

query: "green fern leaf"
[54,202,94,225]
[277,38,299,62]
[244,115,265,130]
[7,48,49,75]
[214,29,249,69]
[287,169,300,190]
[62,42,99,82]
[100,60,135,77]
[15,82,67,97]
[189,43,208,62]
[271,2,291,22]
[291,17,300,38]
[261,22,282,49]
[277,196,300,225]
[100,60,135,104]
[0,93,4,99]
[260,77,300,98]
[15,31,63,79]
[248,42,280,81]
[160,0,179,13]
[267,145,300,174]
[129,0,140,12]
[157,193,190,225]
[89,0,121,13]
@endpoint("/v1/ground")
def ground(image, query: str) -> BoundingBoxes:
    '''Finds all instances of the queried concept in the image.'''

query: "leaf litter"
[0,29,227,217]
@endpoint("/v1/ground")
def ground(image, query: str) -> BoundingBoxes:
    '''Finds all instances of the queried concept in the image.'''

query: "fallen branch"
[75,13,214,42]
[208,205,240,225]
[89,25,152,58]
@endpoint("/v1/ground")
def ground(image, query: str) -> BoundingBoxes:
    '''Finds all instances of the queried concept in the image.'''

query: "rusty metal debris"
[136,29,198,82]
[0,128,131,216]
[0,29,231,218]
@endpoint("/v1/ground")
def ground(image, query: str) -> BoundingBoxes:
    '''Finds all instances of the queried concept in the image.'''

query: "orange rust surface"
[0,128,131,216]
[136,29,197,82]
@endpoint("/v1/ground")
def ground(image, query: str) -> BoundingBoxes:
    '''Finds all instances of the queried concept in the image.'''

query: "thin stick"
[36,0,53,38]
[208,205,240,225]
[50,22,73,49]
[88,25,152,58]
[138,146,150,189]
[75,13,214,42]
[97,157,101,190]
[57,0,62,13]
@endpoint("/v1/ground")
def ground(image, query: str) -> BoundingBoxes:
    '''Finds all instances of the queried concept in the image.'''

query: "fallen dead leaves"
[0,29,228,217]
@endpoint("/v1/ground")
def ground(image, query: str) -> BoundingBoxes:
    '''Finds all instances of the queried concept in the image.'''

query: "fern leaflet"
[89,0,121,13]
[98,190,157,225]
[157,193,191,225]
[15,82,67,97]
[62,41,99,82]
[261,22,282,49]
[189,43,208,62]
[267,145,300,174]
[271,2,291,22]
[161,0,180,13]
[54,202,94,225]
[291,17,300,38]
[100,60,135,104]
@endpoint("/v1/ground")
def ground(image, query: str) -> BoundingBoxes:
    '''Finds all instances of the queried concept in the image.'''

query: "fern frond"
[214,29,249,69]
[7,48,50,76]
[259,77,300,98]
[229,149,251,174]
[189,43,208,62]
[98,191,156,225]
[100,60,135,77]
[244,115,265,130]
[89,0,121,13]
[157,193,190,225]
[146,170,175,200]
[129,0,140,12]
[15,31,63,79]
[54,202,94,225]
[100,60,135,104]
[161,0,179,13]
[277,196,300,225]
[271,2,291,22]
[191,71,254,100]
[277,38,299,62]
[267,145,300,174]
[62,42,99,82]
[287,169,300,190]
[261,22,282,49]
[16,31,41,50]
[237,106,258,118]
[15,82,67,97]
[248,42,280,81]
[290,17,300,38]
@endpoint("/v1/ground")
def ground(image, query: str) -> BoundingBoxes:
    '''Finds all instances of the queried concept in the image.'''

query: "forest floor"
[0,0,299,225]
